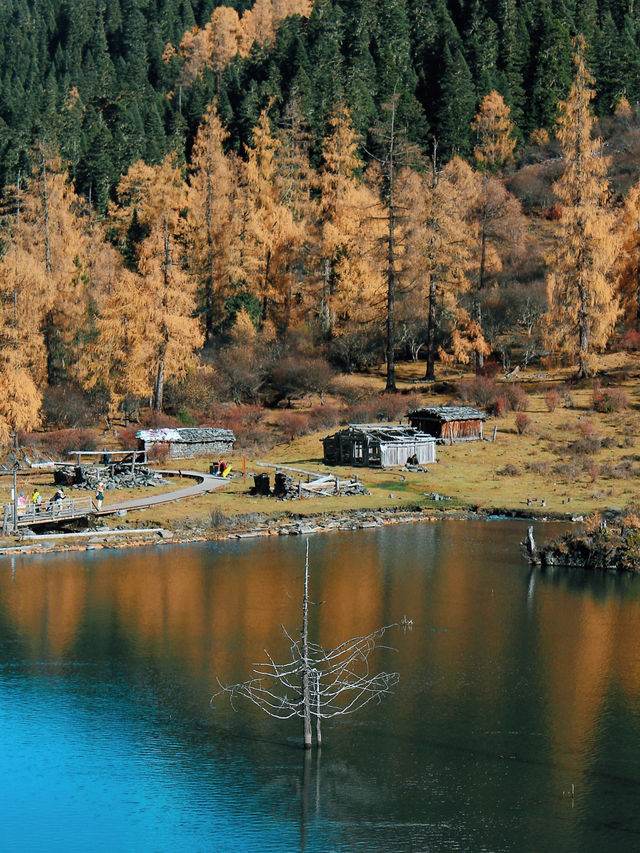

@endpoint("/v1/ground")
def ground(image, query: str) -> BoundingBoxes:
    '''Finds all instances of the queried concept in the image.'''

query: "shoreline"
[0,502,580,557]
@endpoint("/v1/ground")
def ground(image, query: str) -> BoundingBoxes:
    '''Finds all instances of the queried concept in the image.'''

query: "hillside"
[2,0,640,201]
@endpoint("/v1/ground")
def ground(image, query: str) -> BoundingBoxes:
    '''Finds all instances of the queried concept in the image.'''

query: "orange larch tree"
[110,154,203,410]
[545,36,620,377]
[416,151,478,379]
[471,91,517,173]
[186,103,241,344]
[240,108,303,333]
[615,179,640,329]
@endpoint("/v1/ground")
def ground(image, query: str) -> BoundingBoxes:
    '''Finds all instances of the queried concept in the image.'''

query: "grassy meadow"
[1,352,639,539]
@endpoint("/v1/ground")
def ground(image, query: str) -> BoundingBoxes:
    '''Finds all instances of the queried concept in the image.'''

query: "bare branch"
[212,551,404,748]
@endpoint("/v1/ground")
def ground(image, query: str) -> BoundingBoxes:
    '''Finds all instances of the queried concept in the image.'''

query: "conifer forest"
[1,0,640,439]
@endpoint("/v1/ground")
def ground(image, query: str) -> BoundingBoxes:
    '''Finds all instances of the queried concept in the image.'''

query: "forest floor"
[1,352,639,552]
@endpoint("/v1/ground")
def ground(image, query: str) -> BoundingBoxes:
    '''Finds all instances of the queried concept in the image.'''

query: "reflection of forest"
[1,529,638,756]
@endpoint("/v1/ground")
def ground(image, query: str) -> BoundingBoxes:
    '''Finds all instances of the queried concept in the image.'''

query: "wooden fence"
[2,497,95,535]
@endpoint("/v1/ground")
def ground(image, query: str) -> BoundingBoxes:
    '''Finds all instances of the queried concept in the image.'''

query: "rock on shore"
[530,522,640,573]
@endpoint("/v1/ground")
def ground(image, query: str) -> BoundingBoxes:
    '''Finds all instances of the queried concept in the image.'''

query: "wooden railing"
[2,497,95,534]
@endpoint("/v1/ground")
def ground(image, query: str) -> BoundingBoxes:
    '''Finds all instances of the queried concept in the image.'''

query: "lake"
[0,519,639,852]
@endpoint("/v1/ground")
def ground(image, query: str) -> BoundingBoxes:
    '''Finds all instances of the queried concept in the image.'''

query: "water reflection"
[0,521,639,852]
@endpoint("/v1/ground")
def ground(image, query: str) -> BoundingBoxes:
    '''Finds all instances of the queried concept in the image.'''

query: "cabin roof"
[325,424,435,443]
[408,406,486,422]
[136,427,236,444]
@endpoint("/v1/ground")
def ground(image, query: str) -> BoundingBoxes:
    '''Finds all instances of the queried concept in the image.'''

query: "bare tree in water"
[212,543,402,749]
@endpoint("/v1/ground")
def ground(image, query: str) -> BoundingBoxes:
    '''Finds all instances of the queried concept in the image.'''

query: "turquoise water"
[1,520,639,852]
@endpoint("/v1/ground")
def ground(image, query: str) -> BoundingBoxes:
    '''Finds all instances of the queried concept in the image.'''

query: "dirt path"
[96,469,226,516]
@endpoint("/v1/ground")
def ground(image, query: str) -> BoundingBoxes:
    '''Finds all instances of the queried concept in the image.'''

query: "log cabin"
[322,424,436,468]
[407,406,486,442]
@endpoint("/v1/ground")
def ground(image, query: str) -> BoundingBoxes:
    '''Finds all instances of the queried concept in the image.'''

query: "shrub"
[263,354,335,406]
[175,406,195,426]
[145,411,182,429]
[622,512,640,528]
[214,345,262,404]
[490,395,508,417]
[586,462,600,483]
[37,428,100,459]
[375,393,411,422]
[307,404,342,431]
[553,461,582,480]
[217,405,269,448]
[620,329,640,351]
[544,389,560,411]
[525,460,551,475]
[116,428,139,449]
[498,463,521,476]
[579,418,599,438]
[329,378,373,405]
[558,386,574,408]
[504,383,530,412]
[570,434,602,455]
[328,330,384,373]
[210,510,230,530]
[584,513,603,534]
[348,399,379,424]
[515,412,531,434]
[456,376,499,408]
[147,442,170,462]
[477,360,502,378]
[163,369,218,422]
[458,377,529,416]
[279,412,308,443]
[592,386,629,413]
[42,386,103,429]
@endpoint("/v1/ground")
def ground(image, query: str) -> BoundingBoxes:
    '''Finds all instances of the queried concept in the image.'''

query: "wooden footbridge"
[2,469,226,536]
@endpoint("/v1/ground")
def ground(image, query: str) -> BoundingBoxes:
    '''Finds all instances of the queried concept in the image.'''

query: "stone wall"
[168,440,234,459]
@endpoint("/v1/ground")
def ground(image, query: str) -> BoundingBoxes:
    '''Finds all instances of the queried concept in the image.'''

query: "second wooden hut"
[407,406,486,442]
[322,424,436,467]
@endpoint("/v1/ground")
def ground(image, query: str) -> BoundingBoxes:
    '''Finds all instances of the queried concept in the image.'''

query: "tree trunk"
[320,256,332,338]
[205,172,215,345]
[425,277,437,380]
[425,143,438,381]
[315,669,322,747]
[475,297,484,370]
[577,274,590,378]
[386,215,396,392]
[301,545,313,749]
[42,154,51,275]
[261,248,271,327]
[476,192,488,370]
[153,356,165,411]
[385,106,397,393]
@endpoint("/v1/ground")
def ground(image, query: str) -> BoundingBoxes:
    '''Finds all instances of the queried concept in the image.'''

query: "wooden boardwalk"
[2,469,226,534]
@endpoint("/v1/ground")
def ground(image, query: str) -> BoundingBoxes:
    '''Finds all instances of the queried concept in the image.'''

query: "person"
[95,482,104,510]
[218,460,226,476]
[17,492,27,515]
[52,488,65,502]
[31,488,42,511]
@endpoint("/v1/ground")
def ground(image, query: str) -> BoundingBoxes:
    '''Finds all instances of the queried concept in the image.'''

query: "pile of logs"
[252,465,368,500]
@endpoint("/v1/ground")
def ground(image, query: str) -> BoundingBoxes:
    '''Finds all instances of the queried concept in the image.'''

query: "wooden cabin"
[407,406,486,442]
[136,427,235,459]
[322,424,436,468]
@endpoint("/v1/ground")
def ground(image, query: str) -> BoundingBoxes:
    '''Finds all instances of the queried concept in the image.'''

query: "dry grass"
[1,353,639,533]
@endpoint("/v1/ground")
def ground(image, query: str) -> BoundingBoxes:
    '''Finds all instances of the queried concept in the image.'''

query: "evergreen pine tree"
[438,45,475,160]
